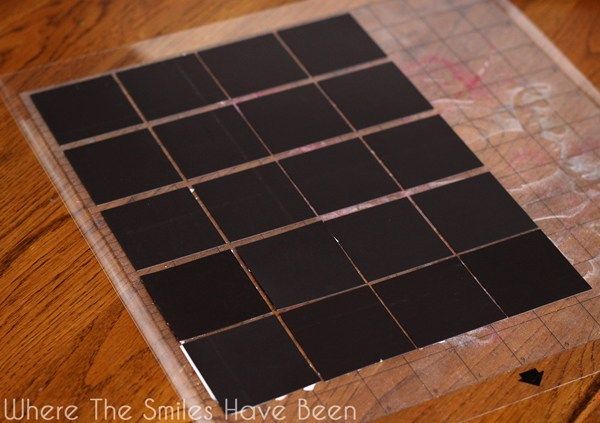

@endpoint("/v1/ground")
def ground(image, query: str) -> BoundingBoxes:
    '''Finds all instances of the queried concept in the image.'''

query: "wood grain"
[0,1,598,422]
[512,0,600,88]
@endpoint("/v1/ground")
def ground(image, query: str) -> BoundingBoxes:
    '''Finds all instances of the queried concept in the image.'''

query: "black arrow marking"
[519,368,544,386]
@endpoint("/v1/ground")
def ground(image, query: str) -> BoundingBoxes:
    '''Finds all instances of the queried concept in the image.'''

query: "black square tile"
[461,230,590,316]
[282,288,414,379]
[413,173,537,252]
[365,116,482,188]
[238,223,363,308]
[31,76,141,144]
[141,252,269,340]
[326,199,451,281]
[279,14,385,75]
[102,189,222,269]
[183,316,318,410]
[199,34,306,97]
[238,84,350,153]
[117,55,226,120]
[194,163,314,240]
[65,130,181,204]
[375,258,505,347]
[319,63,432,129]
[281,139,398,214]
[154,106,268,178]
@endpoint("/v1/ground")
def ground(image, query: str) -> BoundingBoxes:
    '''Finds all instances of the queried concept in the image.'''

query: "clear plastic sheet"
[1,0,599,421]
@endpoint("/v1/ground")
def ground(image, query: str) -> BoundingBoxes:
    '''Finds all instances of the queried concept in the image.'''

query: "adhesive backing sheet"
[2,0,600,421]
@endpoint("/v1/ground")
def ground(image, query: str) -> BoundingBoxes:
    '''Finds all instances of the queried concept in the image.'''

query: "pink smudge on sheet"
[420,55,482,91]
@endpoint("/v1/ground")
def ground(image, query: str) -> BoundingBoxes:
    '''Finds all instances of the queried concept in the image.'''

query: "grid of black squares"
[31,14,590,411]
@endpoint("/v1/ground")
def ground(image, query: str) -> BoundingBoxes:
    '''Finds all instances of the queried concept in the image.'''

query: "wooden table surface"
[0,1,598,422]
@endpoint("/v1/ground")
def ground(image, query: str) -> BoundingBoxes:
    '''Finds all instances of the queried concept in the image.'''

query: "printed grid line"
[379,7,596,134]
[447,1,578,353]
[339,0,600,404]
[385,2,598,266]
[396,0,525,390]
[463,12,600,357]
[371,0,558,390]
[437,0,599,344]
